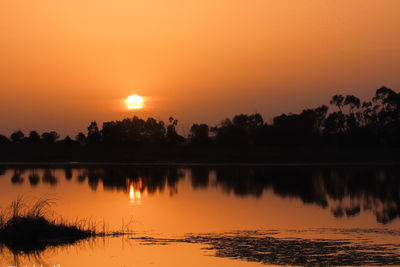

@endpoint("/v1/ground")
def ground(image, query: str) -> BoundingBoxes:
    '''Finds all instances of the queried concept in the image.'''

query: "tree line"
[0,86,399,160]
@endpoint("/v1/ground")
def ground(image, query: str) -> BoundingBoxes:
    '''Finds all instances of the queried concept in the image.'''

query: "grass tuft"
[0,197,97,254]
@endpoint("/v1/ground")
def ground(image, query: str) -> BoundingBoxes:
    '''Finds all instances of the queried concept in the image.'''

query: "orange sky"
[1,0,400,137]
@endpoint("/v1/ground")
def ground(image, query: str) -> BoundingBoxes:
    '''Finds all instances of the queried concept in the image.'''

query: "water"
[1,164,400,266]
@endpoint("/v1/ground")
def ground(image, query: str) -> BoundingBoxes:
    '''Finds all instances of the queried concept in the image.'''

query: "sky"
[1,0,400,137]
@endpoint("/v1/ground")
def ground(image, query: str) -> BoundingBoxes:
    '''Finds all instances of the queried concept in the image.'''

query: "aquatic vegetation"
[0,197,97,254]
[132,230,400,266]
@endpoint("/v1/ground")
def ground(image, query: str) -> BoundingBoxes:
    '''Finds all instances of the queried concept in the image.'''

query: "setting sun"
[126,94,143,109]
[1,1,400,266]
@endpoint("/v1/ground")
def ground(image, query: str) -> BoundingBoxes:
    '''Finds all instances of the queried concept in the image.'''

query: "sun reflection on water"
[128,178,144,205]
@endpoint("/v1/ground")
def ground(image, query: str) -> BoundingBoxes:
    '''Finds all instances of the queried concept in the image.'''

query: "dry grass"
[0,197,97,254]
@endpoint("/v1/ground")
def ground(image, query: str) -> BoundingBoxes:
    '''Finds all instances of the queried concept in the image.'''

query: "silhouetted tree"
[28,131,41,144]
[10,130,24,143]
[63,136,73,145]
[324,112,345,135]
[144,118,166,145]
[41,131,59,144]
[344,95,361,111]
[76,132,87,146]
[330,94,345,111]
[272,106,328,144]
[87,121,101,145]
[0,135,9,145]
[189,123,211,145]
[101,116,167,147]
[213,113,264,146]
[0,86,399,160]
[166,117,184,145]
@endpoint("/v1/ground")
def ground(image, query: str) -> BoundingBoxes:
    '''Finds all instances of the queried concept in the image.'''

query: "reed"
[0,197,97,253]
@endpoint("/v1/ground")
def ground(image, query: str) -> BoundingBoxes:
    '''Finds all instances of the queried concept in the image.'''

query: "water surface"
[1,165,400,266]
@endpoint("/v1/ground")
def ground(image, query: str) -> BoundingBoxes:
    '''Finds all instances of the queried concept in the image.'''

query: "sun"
[126,94,143,109]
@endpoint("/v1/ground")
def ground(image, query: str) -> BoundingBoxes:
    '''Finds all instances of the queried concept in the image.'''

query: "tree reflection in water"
[2,165,400,224]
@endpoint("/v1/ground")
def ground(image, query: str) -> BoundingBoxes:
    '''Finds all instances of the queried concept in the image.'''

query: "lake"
[1,164,400,266]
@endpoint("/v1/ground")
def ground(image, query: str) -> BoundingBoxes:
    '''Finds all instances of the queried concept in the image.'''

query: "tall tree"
[330,95,345,111]
[10,130,24,143]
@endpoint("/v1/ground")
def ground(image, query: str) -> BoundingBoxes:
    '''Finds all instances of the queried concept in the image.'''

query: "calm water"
[1,164,400,266]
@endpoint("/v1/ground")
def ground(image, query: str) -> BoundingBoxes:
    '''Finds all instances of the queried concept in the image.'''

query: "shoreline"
[1,161,400,168]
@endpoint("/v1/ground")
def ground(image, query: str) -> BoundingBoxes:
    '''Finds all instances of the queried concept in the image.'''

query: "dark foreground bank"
[0,198,115,254]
